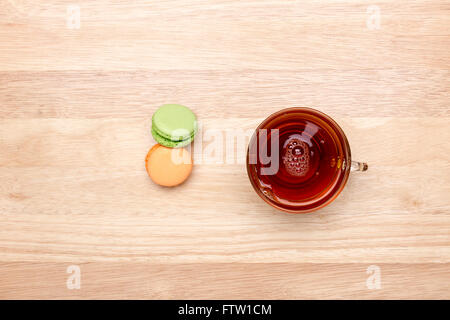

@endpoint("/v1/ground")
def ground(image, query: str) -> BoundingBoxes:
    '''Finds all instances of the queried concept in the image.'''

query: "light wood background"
[0,0,449,299]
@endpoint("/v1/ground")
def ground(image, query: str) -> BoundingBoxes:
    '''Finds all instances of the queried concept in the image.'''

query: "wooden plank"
[0,263,449,299]
[0,70,449,118]
[0,1,449,71]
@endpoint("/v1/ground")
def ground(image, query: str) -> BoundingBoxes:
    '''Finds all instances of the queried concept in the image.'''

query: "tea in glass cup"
[246,107,367,213]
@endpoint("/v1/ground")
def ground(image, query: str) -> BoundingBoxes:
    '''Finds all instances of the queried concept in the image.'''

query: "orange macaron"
[145,144,193,187]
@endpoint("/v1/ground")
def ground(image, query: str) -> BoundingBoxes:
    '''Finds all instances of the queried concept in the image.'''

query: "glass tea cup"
[246,107,367,213]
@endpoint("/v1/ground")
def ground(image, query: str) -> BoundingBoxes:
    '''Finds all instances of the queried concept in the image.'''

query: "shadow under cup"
[246,107,352,213]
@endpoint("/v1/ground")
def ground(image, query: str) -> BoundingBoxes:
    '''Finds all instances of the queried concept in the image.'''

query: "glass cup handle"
[350,161,368,172]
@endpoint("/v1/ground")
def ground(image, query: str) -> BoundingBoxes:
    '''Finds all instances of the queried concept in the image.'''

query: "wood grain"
[0,0,449,299]
[1,263,449,299]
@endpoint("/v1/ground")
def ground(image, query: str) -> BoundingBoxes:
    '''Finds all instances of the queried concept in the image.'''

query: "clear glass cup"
[246,107,368,213]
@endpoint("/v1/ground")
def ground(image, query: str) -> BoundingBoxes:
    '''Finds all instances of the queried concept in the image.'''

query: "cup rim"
[246,107,352,214]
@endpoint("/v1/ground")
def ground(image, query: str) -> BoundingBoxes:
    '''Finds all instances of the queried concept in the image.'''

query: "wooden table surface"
[1,0,449,299]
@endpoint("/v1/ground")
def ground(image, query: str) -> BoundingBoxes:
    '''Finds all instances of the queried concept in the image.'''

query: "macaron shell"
[152,117,195,142]
[152,104,197,141]
[145,144,193,187]
[151,126,193,148]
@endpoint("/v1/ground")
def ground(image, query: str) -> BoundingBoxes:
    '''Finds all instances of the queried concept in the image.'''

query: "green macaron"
[151,104,197,148]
